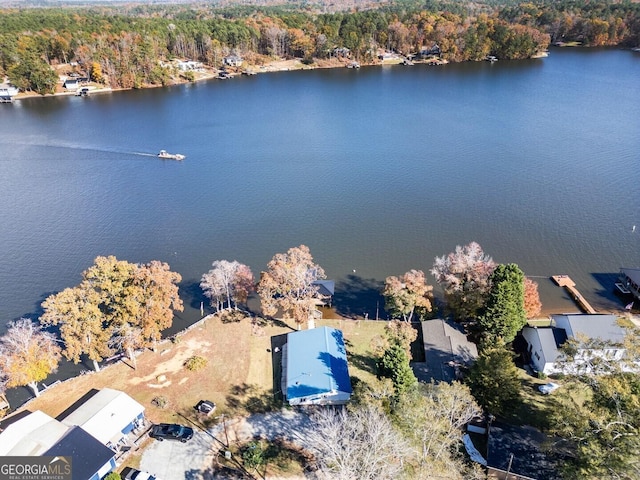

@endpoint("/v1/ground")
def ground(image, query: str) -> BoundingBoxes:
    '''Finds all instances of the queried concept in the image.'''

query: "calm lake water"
[1,47,639,405]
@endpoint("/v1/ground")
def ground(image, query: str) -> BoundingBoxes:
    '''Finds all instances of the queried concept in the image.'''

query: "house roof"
[0,410,69,456]
[551,314,626,344]
[44,426,115,480]
[312,279,335,296]
[487,422,562,480]
[286,327,352,401]
[421,319,478,383]
[61,388,144,445]
[523,326,562,366]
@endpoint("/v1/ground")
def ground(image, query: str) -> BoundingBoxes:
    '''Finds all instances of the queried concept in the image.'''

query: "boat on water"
[346,61,361,69]
[158,150,185,160]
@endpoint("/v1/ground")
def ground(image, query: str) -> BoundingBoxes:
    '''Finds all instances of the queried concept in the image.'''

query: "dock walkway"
[551,275,597,314]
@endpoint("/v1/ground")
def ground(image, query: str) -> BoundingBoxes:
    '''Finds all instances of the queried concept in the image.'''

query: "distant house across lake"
[223,55,243,67]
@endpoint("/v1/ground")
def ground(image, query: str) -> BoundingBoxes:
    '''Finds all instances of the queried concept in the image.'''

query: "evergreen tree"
[378,343,417,397]
[478,263,526,343]
[466,344,521,415]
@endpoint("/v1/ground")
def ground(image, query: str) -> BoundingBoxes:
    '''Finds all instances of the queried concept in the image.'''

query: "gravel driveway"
[139,409,313,479]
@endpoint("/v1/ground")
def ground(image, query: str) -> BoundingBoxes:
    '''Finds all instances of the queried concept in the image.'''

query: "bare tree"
[109,323,144,370]
[257,245,326,327]
[395,382,483,479]
[307,405,412,480]
[200,260,255,312]
[431,241,496,320]
[0,318,61,398]
[383,269,433,322]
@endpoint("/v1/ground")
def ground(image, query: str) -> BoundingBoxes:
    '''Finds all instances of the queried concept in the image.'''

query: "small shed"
[283,326,352,406]
[44,426,116,480]
[61,388,145,448]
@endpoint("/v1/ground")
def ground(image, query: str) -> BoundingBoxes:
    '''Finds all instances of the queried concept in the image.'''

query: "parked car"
[123,468,159,480]
[195,400,216,416]
[538,382,560,394]
[149,423,194,442]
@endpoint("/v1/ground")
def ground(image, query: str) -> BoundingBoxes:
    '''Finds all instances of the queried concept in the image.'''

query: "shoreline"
[9,55,449,101]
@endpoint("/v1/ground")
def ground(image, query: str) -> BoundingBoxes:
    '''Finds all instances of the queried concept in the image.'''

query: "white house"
[223,54,243,67]
[522,314,626,375]
[176,60,204,72]
[63,78,79,90]
[0,83,18,97]
[0,410,69,456]
[0,411,117,480]
[61,388,145,451]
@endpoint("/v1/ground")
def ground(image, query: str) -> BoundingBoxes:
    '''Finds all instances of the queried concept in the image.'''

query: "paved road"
[139,409,312,479]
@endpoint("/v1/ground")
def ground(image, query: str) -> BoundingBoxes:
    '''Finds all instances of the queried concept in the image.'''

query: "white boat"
[158,150,185,160]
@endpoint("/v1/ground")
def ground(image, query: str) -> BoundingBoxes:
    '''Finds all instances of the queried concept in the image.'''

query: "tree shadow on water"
[180,279,209,311]
[333,275,385,319]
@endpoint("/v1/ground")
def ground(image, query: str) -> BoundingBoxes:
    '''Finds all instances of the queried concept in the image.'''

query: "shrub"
[184,355,208,371]
[103,473,121,480]
[242,441,266,470]
[537,370,547,380]
[151,396,169,409]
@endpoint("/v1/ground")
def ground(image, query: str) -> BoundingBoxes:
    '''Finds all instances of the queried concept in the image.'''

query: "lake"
[0,47,639,405]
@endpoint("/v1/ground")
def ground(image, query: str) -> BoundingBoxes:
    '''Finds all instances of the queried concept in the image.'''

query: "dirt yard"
[19,315,386,425]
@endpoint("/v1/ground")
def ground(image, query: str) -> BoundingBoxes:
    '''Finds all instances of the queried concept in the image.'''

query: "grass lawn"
[499,369,590,431]
[317,318,386,386]
[16,313,385,475]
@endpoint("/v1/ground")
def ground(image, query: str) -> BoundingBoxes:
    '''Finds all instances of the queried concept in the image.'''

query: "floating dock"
[551,275,597,314]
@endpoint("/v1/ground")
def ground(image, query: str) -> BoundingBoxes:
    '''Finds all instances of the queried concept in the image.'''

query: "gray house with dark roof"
[418,319,477,383]
[44,426,116,480]
[522,314,626,374]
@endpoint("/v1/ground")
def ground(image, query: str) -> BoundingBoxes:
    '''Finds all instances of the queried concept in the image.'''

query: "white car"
[124,468,159,480]
[538,382,560,394]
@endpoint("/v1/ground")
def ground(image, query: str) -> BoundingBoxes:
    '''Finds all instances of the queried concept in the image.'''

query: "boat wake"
[0,140,169,159]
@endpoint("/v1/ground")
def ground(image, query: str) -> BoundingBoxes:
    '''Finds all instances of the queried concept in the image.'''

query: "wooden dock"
[551,275,597,314]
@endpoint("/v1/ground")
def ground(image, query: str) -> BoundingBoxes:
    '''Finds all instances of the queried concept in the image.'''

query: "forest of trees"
[1,0,638,93]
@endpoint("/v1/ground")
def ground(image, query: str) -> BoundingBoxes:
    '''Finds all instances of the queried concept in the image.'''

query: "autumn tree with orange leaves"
[383,270,433,323]
[524,277,542,319]
[257,245,326,328]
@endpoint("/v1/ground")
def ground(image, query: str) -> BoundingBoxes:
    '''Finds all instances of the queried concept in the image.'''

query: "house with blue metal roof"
[283,326,352,406]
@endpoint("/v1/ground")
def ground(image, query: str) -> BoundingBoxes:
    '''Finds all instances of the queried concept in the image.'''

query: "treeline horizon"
[1,0,638,93]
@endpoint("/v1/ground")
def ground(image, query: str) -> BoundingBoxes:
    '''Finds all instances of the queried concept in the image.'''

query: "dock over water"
[551,275,597,314]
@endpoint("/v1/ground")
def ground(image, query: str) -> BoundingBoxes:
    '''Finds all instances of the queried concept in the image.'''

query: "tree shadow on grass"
[347,351,377,375]
[226,383,281,415]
